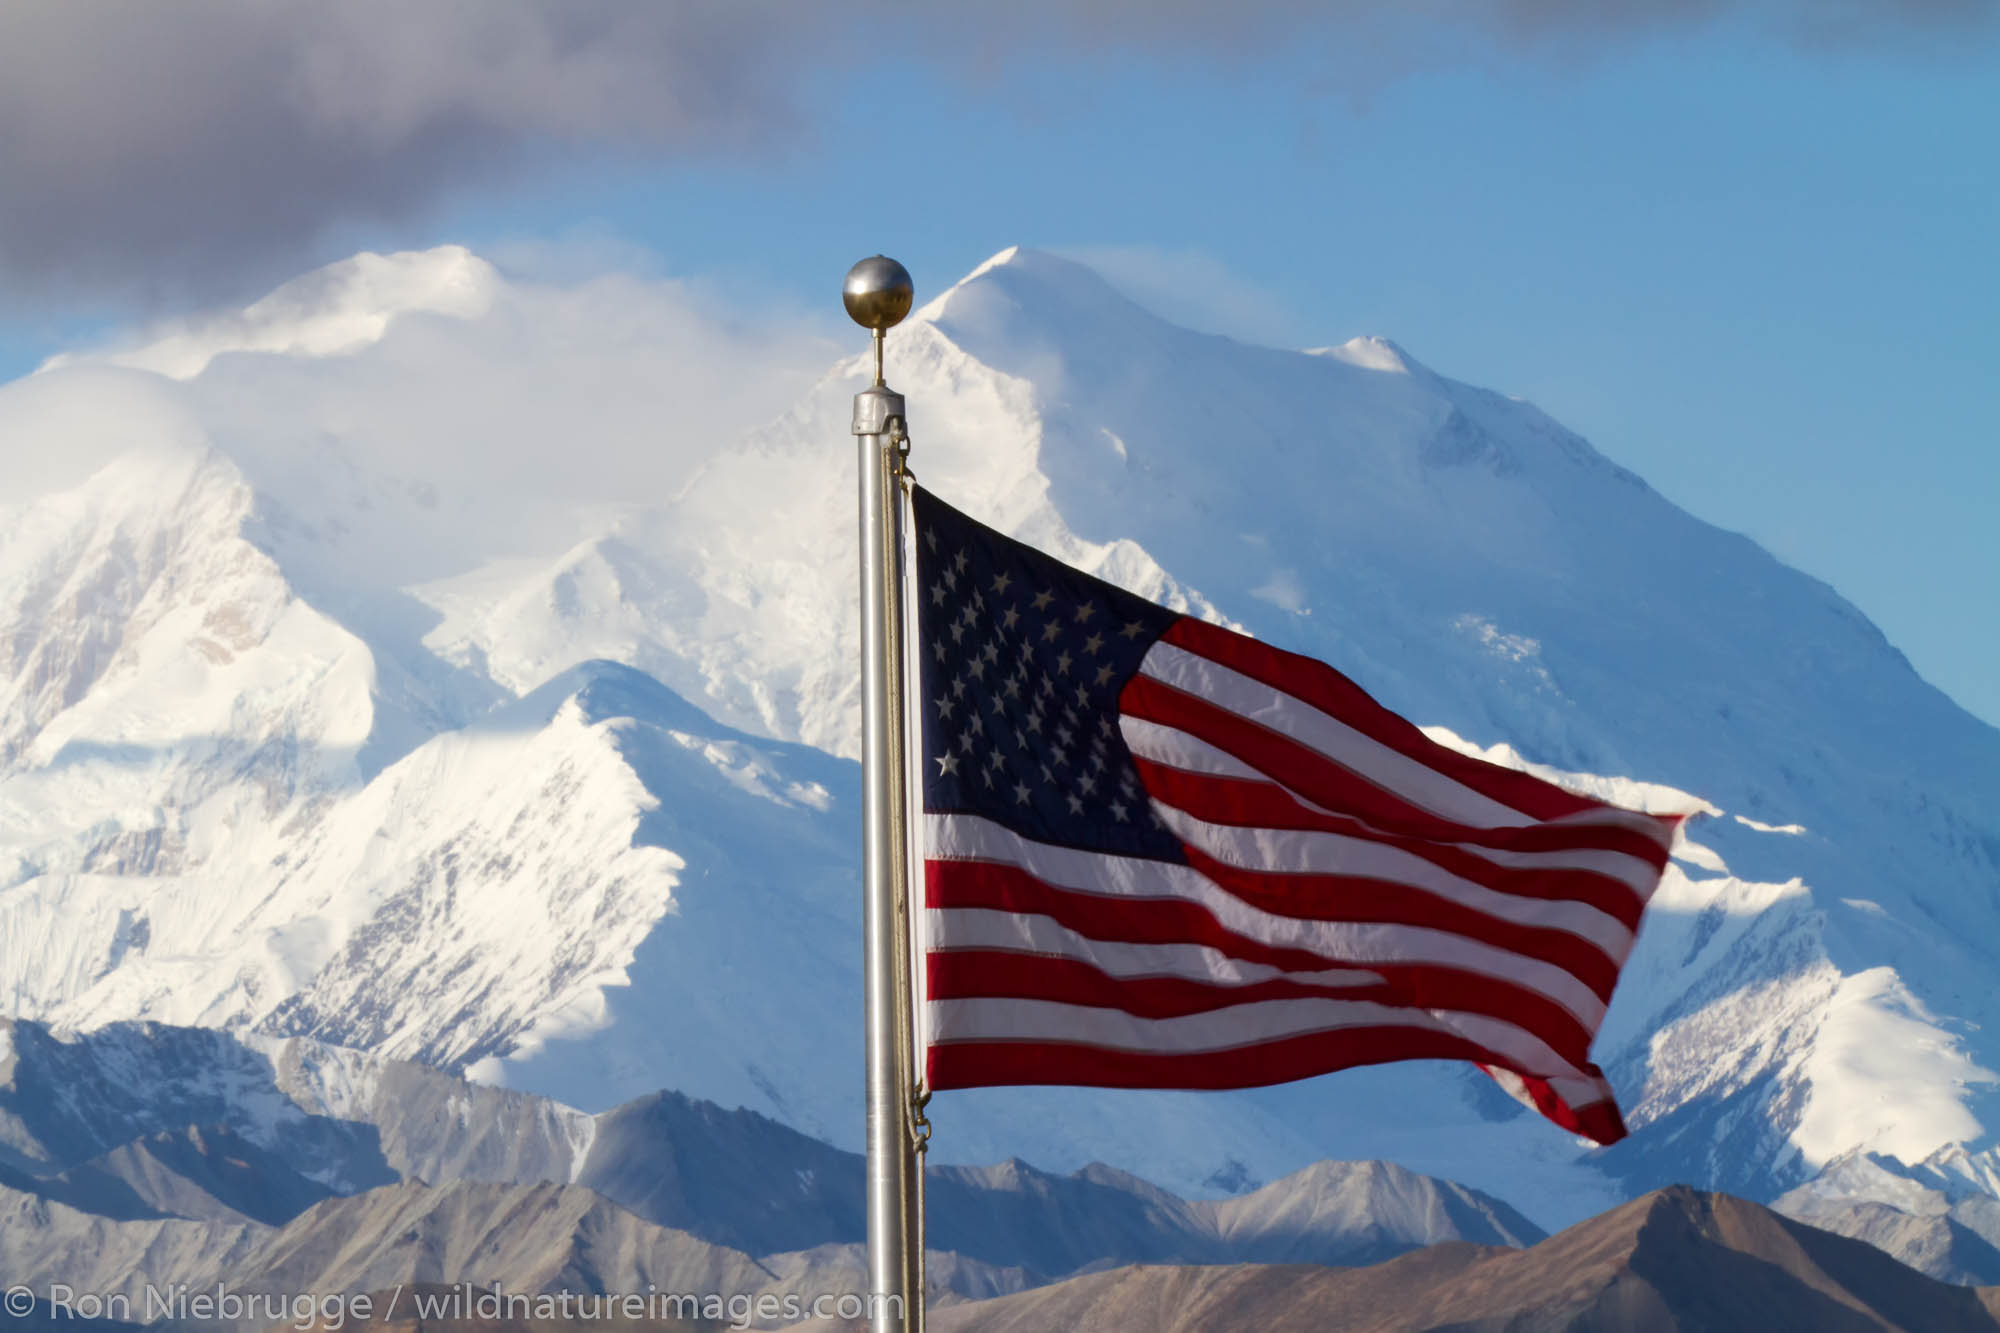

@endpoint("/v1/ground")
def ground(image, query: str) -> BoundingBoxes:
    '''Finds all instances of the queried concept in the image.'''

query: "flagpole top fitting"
[845,256,914,388]
[844,256,914,332]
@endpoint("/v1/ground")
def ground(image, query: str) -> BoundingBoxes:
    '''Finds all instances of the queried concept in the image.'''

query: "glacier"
[1,243,1997,1231]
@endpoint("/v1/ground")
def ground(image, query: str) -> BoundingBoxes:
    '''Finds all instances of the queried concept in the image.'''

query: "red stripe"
[1136,752,1648,948]
[929,950,1395,1014]
[928,858,1349,973]
[1174,839,1621,1003]
[1122,673,1672,877]
[1160,618,1664,831]
[927,859,1598,1064]
[925,1028,1626,1145]
[927,947,1596,1066]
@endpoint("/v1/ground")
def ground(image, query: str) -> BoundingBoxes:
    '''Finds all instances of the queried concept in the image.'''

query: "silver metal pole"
[845,256,920,1333]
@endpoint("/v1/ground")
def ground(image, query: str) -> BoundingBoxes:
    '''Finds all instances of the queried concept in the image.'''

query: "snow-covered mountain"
[1,244,1996,1233]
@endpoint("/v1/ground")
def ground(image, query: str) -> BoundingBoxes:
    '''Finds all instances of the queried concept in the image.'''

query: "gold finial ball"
[843,255,914,332]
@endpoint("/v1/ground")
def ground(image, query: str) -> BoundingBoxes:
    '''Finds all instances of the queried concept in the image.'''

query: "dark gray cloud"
[0,1,804,306]
[0,0,1987,309]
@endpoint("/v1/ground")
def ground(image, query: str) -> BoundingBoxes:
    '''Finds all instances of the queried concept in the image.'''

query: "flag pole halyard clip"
[889,416,916,486]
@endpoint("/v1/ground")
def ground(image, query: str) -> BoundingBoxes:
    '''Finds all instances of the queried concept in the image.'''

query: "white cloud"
[3,244,842,582]
[1054,245,1317,349]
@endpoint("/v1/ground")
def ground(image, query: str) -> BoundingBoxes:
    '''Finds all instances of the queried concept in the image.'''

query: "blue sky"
[1,4,1993,725]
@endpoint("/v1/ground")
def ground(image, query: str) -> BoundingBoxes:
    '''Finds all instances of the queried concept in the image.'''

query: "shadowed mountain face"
[883,1187,2000,1333]
[0,1023,1539,1312]
[53,1124,336,1225]
[1770,1150,2000,1287]
[579,1094,1542,1278]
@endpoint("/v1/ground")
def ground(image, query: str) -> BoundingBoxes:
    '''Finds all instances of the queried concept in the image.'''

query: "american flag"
[909,486,1682,1144]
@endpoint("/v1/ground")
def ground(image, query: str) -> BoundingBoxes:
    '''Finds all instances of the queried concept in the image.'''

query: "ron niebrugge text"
[4,1281,899,1329]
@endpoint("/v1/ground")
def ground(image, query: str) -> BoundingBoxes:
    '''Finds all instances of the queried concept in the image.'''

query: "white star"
[950,622,967,643]
[1041,622,1062,644]
[1083,632,1105,655]
[1014,781,1032,804]
[1055,724,1074,746]
[936,698,954,719]
[1078,774,1096,795]
[936,753,959,776]
[1094,664,1117,687]
[983,641,1000,664]
[989,749,1007,770]
[954,551,970,573]
[1110,800,1129,821]
[1074,683,1091,706]
[1119,620,1145,639]
[931,583,947,606]
[1074,603,1096,624]
[1031,589,1055,611]
[1066,793,1085,815]
[933,643,946,662]
[1055,651,1073,675]
[1002,606,1021,630]
[1026,713,1043,733]
[943,567,957,591]
[959,733,976,754]
[968,713,984,736]
[1003,677,1022,699]
[951,675,967,698]
[992,571,1013,594]
[1040,762,1055,783]
[925,528,939,552]
[967,659,986,680]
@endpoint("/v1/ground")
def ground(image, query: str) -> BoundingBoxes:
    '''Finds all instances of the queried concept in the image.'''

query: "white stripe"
[1145,800,1636,965]
[1122,715,1663,900]
[1121,715,1266,781]
[1137,640,1673,848]
[925,814,1606,1029]
[928,995,1592,1082]
[928,907,1385,989]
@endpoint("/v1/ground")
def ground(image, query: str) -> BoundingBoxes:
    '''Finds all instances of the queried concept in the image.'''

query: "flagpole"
[846,255,922,1333]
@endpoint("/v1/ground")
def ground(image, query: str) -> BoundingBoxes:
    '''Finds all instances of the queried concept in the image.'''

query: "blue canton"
[910,487,1185,862]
